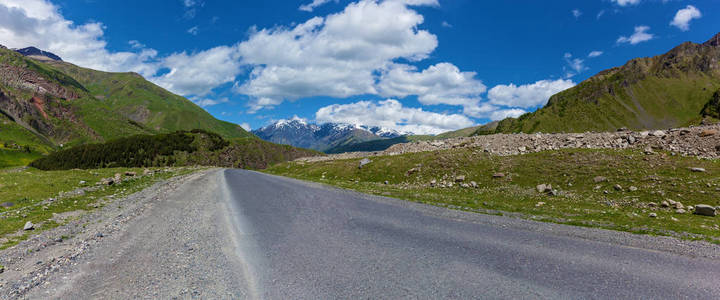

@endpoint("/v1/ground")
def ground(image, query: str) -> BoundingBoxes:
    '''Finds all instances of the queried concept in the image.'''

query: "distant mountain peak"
[253,119,411,152]
[13,46,63,61]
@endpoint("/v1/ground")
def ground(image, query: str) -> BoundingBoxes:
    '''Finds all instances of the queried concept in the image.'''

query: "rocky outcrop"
[298,124,720,162]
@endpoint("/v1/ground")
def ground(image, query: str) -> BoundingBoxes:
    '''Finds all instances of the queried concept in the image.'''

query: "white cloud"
[235,0,441,111]
[299,0,336,12]
[0,0,243,98]
[588,50,603,58]
[670,5,701,31]
[487,79,575,108]
[151,45,243,96]
[315,99,474,135]
[612,0,640,6]
[572,9,582,19]
[240,123,251,131]
[377,63,486,106]
[617,25,654,45]
[596,10,606,19]
[462,103,526,121]
[563,53,586,78]
[192,97,229,107]
[187,26,198,35]
[441,21,452,28]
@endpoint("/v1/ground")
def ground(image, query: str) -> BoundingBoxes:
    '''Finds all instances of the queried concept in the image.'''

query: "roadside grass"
[265,148,720,243]
[0,167,199,249]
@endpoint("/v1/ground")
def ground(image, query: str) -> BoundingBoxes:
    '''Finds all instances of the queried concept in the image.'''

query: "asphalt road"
[24,169,720,299]
[224,169,720,299]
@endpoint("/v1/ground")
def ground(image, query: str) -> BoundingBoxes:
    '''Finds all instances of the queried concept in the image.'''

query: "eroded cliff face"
[0,50,99,144]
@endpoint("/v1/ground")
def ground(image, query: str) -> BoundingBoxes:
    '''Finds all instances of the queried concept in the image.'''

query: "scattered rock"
[674,202,684,209]
[536,184,552,193]
[470,181,478,188]
[693,204,716,216]
[492,173,505,178]
[593,176,607,183]
[647,202,657,207]
[358,158,372,169]
[651,130,666,137]
[699,129,717,137]
[455,175,466,183]
[675,209,686,214]
[125,171,137,176]
[535,202,546,207]
[23,221,34,230]
[1,202,14,208]
[613,184,622,191]
[649,213,657,218]
[95,232,104,238]
[384,180,389,185]
[79,180,86,185]
[143,169,152,175]
[628,186,638,192]
[429,179,437,187]
[661,200,670,208]
[691,167,706,173]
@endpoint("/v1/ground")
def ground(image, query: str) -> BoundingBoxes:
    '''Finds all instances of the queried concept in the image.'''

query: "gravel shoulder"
[0,169,250,299]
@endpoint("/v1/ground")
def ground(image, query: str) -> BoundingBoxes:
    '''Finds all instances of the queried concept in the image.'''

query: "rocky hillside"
[302,124,720,163]
[252,118,408,152]
[479,32,720,135]
[0,45,251,155]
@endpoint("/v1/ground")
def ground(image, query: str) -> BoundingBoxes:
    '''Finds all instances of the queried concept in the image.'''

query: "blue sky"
[0,0,718,134]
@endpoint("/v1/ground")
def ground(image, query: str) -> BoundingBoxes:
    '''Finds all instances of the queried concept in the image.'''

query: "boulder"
[593,176,607,183]
[691,167,706,173]
[699,129,717,137]
[649,213,657,218]
[23,221,34,230]
[536,184,552,193]
[693,204,716,216]
[358,158,371,169]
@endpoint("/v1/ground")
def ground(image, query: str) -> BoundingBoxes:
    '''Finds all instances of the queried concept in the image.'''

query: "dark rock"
[694,204,716,216]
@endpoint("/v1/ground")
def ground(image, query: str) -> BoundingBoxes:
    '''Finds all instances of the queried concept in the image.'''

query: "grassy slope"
[267,148,720,242]
[44,61,251,140]
[484,37,720,135]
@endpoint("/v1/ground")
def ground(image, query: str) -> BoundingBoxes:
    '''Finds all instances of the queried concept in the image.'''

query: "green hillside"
[325,126,482,154]
[0,46,254,167]
[0,47,250,146]
[478,32,720,135]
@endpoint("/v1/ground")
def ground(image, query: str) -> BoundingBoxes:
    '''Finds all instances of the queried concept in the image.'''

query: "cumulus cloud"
[234,0,442,111]
[0,0,244,97]
[187,26,198,35]
[377,63,486,106]
[612,0,640,6]
[315,99,474,135]
[670,5,701,31]
[462,103,526,121]
[487,79,575,108]
[240,123,251,131]
[151,45,243,96]
[0,0,159,77]
[588,51,603,58]
[617,25,654,45]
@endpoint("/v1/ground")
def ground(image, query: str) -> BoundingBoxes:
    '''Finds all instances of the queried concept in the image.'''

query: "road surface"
[25,169,720,299]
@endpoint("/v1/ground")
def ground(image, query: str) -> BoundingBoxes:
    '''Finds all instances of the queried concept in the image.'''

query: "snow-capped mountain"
[251,118,411,152]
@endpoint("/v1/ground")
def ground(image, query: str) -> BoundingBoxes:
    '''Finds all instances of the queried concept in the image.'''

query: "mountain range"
[477,32,720,135]
[252,118,408,152]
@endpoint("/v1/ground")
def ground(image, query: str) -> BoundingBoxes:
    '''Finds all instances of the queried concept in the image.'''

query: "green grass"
[0,149,41,168]
[0,166,198,249]
[266,148,720,243]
